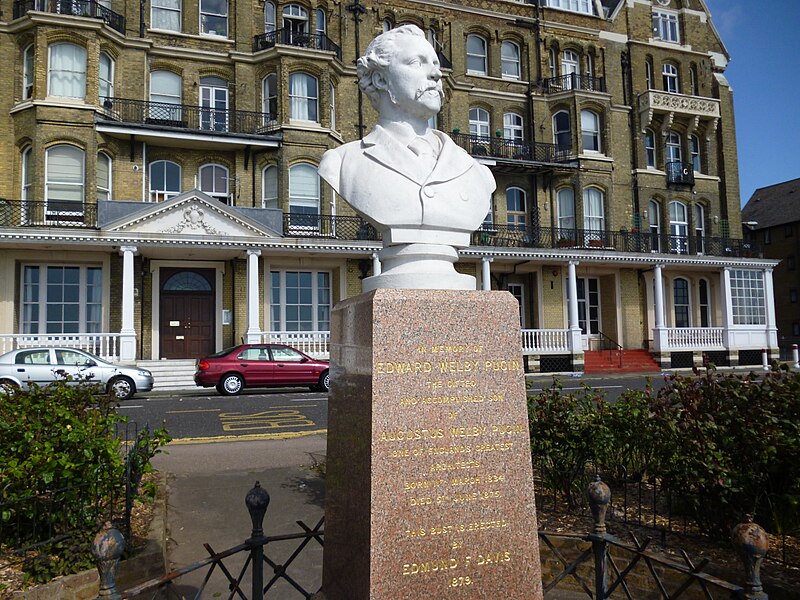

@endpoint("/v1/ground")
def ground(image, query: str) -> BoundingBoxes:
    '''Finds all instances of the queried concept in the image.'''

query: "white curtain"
[290,73,317,122]
[49,44,86,99]
[47,145,84,203]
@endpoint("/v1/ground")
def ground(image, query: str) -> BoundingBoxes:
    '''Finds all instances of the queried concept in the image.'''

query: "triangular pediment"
[103,190,281,238]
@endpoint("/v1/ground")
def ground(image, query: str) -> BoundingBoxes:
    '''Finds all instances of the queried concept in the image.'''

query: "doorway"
[159,269,215,359]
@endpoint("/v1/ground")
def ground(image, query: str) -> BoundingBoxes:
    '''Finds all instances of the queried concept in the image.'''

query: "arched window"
[503,112,523,143]
[23,44,34,100]
[200,76,228,132]
[262,165,278,208]
[149,160,181,202]
[149,70,182,121]
[469,107,490,138]
[289,72,318,122]
[665,130,682,163]
[200,0,227,36]
[329,81,336,130]
[506,187,526,230]
[645,57,654,90]
[690,134,701,172]
[689,64,699,95]
[669,200,688,254]
[562,49,579,89]
[45,145,85,213]
[583,188,605,238]
[315,8,326,35]
[501,41,520,79]
[264,1,275,31]
[48,43,87,99]
[96,152,111,201]
[698,278,711,327]
[163,271,212,291]
[99,52,114,104]
[673,278,690,327]
[580,109,601,153]
[288,163,320,232]
[553,110,571,149]
[382,18,392,33]
[556,188,575,238]
[644,128,656,168]
[662,63,679,93]
[283,4,308,42]
[152,0,181,31]
[694,204,705,254]
[466,34,487,75]
[199,163,229,204]
[648,199,661,252]
[21,146,32,201]
[262,73,277,119]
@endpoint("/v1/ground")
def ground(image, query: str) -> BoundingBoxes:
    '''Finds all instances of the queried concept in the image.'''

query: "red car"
[194,344,330,395]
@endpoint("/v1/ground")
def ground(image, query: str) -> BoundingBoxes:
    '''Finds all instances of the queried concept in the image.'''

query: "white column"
[764,267,778,349]
[481,256,493,291]
[567,260,582,353]
[372,252,381,276]
[652,263,668,353]
[119,246,138,362]
[720,267,733,348]
[246,249,262,344]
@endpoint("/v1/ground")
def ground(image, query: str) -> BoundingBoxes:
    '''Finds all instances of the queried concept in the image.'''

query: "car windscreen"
[207,346,239,358]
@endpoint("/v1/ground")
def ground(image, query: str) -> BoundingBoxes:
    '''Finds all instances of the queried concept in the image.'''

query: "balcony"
[14,0,125,34]
[449,133,572,166]
[666,161,695,186]
[539,74,606,94]
[0,199,98,228]
[469,224,760,258]
[253,28,341,59]
[282,213,381,240]
[98,99,278,137]
[639,90,720,134]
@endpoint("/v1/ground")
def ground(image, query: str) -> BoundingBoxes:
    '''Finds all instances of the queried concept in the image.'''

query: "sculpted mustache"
[415,86,444,100]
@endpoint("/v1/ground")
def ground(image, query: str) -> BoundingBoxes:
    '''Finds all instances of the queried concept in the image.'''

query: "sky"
[702,0,800,205]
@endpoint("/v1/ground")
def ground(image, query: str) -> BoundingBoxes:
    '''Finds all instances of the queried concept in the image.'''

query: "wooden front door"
[159,269,215,359]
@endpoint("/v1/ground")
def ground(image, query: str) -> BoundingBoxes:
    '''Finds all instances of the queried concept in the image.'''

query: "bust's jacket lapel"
[362,126,428,185]
[425,131,475,184]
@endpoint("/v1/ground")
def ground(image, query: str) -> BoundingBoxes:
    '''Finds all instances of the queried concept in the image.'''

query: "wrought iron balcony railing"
[470,225,760,258]
[253,28,341,59]
[283,213,381,240]
[449,133,572,164]
[0,199,98,228]
[98,98,279,136]
[14,0,125,34]
[539,74,606,94]
[666,161,695,186]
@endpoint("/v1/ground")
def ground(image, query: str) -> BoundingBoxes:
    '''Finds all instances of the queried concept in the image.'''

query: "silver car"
[0,347,153,401]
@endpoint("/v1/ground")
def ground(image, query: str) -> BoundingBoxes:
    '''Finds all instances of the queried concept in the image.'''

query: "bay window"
[22,265,102,334]
[270,270,331,332]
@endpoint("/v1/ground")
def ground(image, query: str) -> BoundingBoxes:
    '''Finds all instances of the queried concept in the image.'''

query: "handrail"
[253,27,341,58]
[449,132,572,164]
[14,0,126,34]
[594,330,622,367]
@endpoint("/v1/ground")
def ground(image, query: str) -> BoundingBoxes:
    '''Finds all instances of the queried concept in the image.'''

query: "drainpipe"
[345,0,367,138]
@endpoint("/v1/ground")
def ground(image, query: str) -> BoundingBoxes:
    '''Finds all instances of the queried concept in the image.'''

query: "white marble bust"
[318,25,496,291]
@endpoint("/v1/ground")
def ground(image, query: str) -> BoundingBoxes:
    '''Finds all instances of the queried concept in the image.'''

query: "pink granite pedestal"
[322,289,543,599]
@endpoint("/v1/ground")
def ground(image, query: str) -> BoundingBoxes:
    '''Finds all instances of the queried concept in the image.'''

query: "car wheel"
[108,376,135,401]
[219,373,244,396]
[0,379,19,392]
[317,370,330,392]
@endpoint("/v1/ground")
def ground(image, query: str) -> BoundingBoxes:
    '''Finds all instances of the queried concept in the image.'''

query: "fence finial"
[92,521,125,600]
[731,514,769,599]
[587,475,611,534]
[246,480,271,540]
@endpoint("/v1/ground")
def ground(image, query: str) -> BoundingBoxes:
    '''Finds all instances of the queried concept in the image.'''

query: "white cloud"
[705,0,744,39]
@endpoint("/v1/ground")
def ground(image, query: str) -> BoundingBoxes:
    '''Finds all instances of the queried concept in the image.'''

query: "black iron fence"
[99,98,279,136]
[667,160,696,186]
[253,28,341,58]
[282,213,381,241]
[450,132,572,164]
[470,224,761,258]
[0,199,98,228]
[539,74,607,94]
[13,0,125,33]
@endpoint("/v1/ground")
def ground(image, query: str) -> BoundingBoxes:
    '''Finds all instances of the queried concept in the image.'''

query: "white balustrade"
[265,331,330,359]
[0,333,120,362]
[665,327,724,350]
[521,329,571,354]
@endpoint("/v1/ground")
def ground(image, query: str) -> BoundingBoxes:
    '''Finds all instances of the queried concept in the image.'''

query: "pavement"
[149,432,328,598]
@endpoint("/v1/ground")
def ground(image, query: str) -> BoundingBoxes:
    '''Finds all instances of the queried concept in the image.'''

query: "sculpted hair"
[357,24,426,110]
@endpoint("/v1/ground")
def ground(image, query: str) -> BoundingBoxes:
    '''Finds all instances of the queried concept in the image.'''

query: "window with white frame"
[653,10,680,43]
[270,270,331,332]
[544,0,593,15]
[46,145,84,213]
[199,76,228,132]
[694,204,705,254]
[200,164,229,203]
[264,1,276,32]
[506,187,526,231]
[699,278,711,326]
[648,199,661,251]
[23,44,34,100]
[469,107,490,138]
[689,64,699,95]
[149,160,181,202]
[329,81,335,130]
[96,152,111,201]
[503,112,523,143]
[583,187,605,234]
[21,146,32,202]
[22,265,102,334]
[665,130,682,163]
[289,72,318,122]
[466,34,487,75]
[730,269,766,325]
[644,129,656,168]
[507,283,524,327]
[501,41,521,79]
[669,200,688,253]
[315,8,326,35]
[662,63,679,93]
[580,109,601,152]
[152,0,181,31]
[673,278,690,327]
[557,188,575,237]
[283,5,309,41]
[48,43,87,99]
[690,134,701,172]
[645,58,654,90]
[561,49,580,89]
[382,18,392,33]
[262,165,278,208]
[149,71,182,121]
[288,163,320,231]
[548,48,556,77]
[262,73,277,121]
[200,0,227,36]
[553,110,571,149]
[99,52,114,103]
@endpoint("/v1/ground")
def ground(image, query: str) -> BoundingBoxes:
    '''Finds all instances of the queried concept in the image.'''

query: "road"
[117,373,670,442]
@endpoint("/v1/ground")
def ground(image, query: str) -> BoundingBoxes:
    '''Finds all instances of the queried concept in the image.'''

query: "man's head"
[357,25,443,120]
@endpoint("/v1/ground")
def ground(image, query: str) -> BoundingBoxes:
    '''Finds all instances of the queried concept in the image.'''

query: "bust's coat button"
[423,187,436,198]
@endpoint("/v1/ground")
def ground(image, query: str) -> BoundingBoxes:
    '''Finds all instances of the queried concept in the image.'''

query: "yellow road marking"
[168,429,328,444]
[219,409,315,431]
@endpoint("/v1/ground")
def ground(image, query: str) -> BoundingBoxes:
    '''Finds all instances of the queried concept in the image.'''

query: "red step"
[583,350,661,374]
